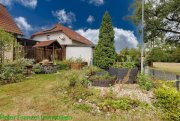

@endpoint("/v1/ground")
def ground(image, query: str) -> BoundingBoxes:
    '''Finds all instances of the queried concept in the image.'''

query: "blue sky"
[0,0,139,52]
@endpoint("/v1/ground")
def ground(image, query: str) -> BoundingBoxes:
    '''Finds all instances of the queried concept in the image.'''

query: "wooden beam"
[53,43,55,62]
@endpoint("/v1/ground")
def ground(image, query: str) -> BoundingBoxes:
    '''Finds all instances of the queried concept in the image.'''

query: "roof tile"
[0,3,23,35]
[31,24,93,45]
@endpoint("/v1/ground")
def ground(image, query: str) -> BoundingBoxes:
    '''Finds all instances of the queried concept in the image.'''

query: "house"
[0,3,23,61]
[31,24,94,65]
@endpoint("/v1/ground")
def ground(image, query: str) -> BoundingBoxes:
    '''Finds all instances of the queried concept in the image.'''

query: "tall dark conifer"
[94,11,116,69]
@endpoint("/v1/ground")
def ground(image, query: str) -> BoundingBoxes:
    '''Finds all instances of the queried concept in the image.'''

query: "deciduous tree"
[127,0,180,44]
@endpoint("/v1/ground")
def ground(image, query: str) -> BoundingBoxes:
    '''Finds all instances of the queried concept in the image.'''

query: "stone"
[78,99,83,103]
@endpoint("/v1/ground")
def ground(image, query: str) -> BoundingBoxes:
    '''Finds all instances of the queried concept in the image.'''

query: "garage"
[66,45,94,65]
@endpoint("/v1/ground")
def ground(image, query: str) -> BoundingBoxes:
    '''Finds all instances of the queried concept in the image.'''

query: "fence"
[145,67,180,91]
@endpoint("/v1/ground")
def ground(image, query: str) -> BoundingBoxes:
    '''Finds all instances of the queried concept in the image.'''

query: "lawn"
[152,62,180,74]
[0,70,162,121]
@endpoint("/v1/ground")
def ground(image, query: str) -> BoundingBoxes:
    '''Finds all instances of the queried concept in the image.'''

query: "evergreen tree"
[94,11,116,69]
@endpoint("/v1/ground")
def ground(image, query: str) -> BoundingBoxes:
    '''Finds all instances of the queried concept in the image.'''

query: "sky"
[0,0,139,52]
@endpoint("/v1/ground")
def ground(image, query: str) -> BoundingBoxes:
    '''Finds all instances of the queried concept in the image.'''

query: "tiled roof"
[31,24,93,45]
[0,3,23,35]
[33,40,59,47]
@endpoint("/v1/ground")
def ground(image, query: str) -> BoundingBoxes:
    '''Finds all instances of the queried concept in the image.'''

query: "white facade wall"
[32,32,73,45]
[66,47,93,65]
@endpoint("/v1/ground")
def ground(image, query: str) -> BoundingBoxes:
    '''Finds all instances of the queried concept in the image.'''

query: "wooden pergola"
[33,40,62,62]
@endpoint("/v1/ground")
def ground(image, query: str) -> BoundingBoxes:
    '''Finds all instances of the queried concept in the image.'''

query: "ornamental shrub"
[100,97,140,111]
[137,73,153,91]
[0,65,24,84]
[0,58,34,84]
[56,60,70,70]
[154,87,180,121]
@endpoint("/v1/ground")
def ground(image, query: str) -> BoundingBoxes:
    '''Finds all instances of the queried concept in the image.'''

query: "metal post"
[141,0,145,73]
[176,75,180,91]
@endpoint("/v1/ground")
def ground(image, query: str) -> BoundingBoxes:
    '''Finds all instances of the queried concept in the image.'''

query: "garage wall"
[66,47,93,65]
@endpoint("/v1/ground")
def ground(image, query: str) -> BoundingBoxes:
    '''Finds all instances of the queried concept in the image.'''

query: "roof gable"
[31,24,93,45]
[0,3,23,35]
[33,40,61,48]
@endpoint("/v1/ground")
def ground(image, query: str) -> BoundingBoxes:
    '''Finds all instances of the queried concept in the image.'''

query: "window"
[47,35,50,40]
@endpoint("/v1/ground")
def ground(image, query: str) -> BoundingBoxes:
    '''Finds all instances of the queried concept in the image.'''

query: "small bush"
[137,73,153,91]
[80,77,90,87]
[67,72,94,100]
[154,87,180,121]
[56,60,70,70]
[69,74,79,87]
[0,59,33,84]
[32,64,42,74]
[84,66,103,76]
[152,79,175,89]
[102,87,117,99]
[67,86,93,100]
[100,97,140,111]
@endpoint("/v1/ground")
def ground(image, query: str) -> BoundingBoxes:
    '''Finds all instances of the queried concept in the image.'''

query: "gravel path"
[97,84,154,104]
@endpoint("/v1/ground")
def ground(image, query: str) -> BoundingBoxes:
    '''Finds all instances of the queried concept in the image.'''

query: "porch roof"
[33,40,61,49]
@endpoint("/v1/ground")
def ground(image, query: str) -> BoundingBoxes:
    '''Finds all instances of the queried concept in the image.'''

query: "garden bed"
[91,79,116,87]
[33,64,58,74]
[89,71,117,87]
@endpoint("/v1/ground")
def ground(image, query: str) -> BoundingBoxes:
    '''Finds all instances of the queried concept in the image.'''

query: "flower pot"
[70,63,82,70]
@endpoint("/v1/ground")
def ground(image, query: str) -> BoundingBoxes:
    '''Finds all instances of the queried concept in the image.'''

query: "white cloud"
[15,16,32,35]
[15,16,54,37]
[113,28,138,52]
[52,9,76,25]
[89,0,104,6]
[16,0,37,9]
[0,0,12,6]
[0,0,37,9]
[76,29,99,44]
[87,15,95,24]
[76,28,138,52]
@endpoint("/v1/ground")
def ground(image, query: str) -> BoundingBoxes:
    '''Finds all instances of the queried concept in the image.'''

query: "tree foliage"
[127,0,180,44]
[117,47,141,63]
[94,12,117,69]
[146,45,180,63]
[146,47,166,62]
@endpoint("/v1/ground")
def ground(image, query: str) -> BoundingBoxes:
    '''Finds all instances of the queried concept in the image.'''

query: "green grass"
[152,62,180,74]
[0,70,162,121]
